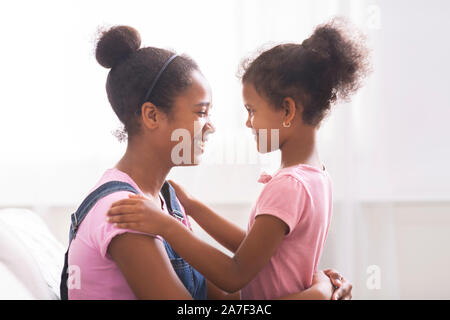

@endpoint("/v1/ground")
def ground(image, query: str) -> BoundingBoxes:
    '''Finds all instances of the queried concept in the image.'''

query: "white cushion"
[0,262,35,299]
[0,208,65,299]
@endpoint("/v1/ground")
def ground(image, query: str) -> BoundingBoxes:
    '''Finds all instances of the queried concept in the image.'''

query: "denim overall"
[60,180,206,300]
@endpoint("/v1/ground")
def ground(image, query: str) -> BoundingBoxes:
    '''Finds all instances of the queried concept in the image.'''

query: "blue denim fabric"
[60,180,206,300]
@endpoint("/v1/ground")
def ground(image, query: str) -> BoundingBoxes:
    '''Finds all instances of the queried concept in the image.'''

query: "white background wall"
[1,0,449,299]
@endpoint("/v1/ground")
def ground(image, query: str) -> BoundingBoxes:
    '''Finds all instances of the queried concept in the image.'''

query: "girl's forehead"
[175,79,211,108]
[192,70,211,93]
[243,83,263,103]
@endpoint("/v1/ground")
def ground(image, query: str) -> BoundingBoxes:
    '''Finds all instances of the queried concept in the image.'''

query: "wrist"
[184,198,200,217]
[314,282,333,300]
[161,214,177,238]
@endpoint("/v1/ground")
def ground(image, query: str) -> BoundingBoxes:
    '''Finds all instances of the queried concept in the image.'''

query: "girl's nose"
[206,119,216,134]
[246,117,252,129]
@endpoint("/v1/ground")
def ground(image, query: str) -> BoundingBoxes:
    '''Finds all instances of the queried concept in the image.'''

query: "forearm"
[207,280,241,300]
[163,218,246,293]
[188,199,246,253]
[275,284,332,300]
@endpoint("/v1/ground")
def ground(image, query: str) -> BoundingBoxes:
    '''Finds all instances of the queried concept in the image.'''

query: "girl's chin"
[256,145,279,154]
[176,155,203,167]
[179,162,201,167]
[192,147,205,165]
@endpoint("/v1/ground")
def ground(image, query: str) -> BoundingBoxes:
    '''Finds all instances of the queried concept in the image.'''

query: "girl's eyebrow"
[194,102,211,107]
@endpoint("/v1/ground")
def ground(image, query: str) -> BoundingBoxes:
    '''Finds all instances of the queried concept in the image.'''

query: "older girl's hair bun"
[95,25,141,69]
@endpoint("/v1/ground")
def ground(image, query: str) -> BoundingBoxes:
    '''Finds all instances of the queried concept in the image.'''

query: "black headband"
[142,54,178,104]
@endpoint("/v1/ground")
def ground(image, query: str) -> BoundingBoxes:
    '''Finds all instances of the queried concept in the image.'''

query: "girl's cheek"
[193,117,208,139]
[195,115,208,126]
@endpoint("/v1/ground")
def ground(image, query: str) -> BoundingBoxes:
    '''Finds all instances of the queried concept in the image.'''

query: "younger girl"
[107,18,369,299]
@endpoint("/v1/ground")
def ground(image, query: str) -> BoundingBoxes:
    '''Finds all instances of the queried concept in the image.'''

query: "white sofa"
[0,208,65,299]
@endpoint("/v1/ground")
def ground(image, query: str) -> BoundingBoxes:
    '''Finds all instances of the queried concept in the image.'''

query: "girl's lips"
[194,138,206,144]
[194,139,205,152]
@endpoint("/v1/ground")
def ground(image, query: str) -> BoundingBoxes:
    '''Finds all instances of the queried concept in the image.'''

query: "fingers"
[168,180,179,188]
[129,193,148,199]
[324,269,343,288]
[108,213,143,224]
[112,222,142,230]
[332,281,353,300]
[330,277,342,288]
[107,205,139,216]
[168,180,183,194]
[333,288,346,300]
[323,268,339,278]
[110,198,142,208]
[332,288,342,300]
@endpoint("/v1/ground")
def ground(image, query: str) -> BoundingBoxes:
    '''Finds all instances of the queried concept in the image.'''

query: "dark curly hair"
[240,18,371,126]
[95,25,199,141]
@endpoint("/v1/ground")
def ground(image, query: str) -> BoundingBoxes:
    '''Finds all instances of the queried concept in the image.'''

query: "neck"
[115,138,172,199]
[279,126,321,170]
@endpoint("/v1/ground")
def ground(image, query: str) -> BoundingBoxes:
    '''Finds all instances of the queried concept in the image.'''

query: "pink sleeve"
[254,175,307,235]
[89,191,163,258]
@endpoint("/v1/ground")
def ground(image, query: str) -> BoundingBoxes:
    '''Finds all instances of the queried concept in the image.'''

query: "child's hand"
[323,268,353,300]
[107,194,172,235]
[311,270,334,300]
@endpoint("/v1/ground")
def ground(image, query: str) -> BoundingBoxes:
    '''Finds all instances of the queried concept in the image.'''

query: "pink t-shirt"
[68,168,191,300]
[241,164,333,300]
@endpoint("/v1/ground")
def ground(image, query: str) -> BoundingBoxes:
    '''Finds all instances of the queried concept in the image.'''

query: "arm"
[171,181,340,300]
[206,280,241,300]
[108,232,192,299]
[274,269,353,300]
[323,268,353,300]
[186,199,246,253]
[161,214,286,293]
[206,277,331,300]
[108,198,288,293]
[168,180,246,253]
[277,288,330,300]
[107,200,353,300]
[206,268,349,300]
[275,271,333,300]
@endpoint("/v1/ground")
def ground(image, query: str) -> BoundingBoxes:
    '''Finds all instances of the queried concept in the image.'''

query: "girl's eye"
[197,111,208,117]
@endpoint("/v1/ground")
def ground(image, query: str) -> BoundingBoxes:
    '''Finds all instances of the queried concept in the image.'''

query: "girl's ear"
[282,97,298,125]
[140,102,167,130]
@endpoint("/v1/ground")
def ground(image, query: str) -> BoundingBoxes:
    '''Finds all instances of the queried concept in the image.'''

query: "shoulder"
[265,166,327,200]
[260,171,308,197]
[91,191,163,258]
[255,174,309,235]
[257,172,309,209]
[84,169,140,222]
[89,190,136,221]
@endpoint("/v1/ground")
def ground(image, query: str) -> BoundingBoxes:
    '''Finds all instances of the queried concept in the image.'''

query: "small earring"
[282,121,291,128]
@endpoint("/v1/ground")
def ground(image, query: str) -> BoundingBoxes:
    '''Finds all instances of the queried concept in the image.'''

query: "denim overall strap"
[60,181,138,300]
[160,181,185,223]
[61,180,206,300]
[69,181,139,243]
[161,181,207,300]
